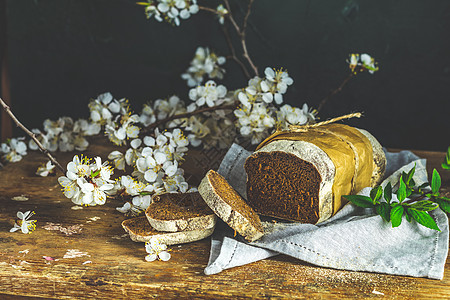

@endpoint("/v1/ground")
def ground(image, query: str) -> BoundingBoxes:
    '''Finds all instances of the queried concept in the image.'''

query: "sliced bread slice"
[146,192,217,232]
[122,216,215,245]
[198,170,264,242]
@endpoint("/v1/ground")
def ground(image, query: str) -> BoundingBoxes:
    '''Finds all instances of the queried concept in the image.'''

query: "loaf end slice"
[122,216,215,245]
[145,192,217,232]
[198,170,264,242]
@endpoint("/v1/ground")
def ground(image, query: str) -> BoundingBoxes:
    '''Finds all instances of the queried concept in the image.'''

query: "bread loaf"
[244,124,386,224]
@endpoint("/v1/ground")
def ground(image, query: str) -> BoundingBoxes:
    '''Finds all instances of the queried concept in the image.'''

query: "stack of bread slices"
[122,192,217,245]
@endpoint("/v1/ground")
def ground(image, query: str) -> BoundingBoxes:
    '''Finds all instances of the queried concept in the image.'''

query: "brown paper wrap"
[256,124,375,215]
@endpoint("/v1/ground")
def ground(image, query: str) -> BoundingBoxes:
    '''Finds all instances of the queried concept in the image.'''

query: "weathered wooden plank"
[0,139,449,298]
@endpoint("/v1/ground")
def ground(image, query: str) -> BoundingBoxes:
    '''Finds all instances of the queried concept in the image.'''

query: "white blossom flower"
[348,53,379,74]
[116,175,147,196]
[189,80,227,108]
[108,150,125,171]
[125,138,143,166]
[132,194,152,211]
[139,103,157,126]
[116,202,134,215]
[237,76,263,108]
[89,92,124,124]
[1,137,27,162]
[73,119,101,136]
[145,95,187,128]
[140,0,199,26]
[145,239,171,262]
[78,179,114,206]
[36,161,55,177]
[234,102,276,144]
[360,53,378,74]
[260,67,294,105]
[10,211,37,234]
[58,155,115,206]
[277,103,317,128]
[216,4,228,24]
[105,114,141,146]
[181,47,226,87]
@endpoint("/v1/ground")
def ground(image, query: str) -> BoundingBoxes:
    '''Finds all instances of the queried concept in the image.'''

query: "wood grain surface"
[0,138,449,299]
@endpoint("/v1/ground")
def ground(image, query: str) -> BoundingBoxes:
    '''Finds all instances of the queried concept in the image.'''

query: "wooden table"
[0,139,449,299]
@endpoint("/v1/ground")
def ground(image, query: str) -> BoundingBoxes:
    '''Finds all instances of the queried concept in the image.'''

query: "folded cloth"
[204,144,449,279]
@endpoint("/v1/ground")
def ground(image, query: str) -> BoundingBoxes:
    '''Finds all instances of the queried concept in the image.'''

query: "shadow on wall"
[4,0,450,151]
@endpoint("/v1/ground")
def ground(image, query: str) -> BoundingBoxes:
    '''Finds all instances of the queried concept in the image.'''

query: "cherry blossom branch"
[0,97,65,174]
[144,101,238,132]
[316,73,355,113]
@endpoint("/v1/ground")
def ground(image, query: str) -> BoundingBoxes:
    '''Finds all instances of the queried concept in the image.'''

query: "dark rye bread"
[198,170,264,242]
[122,216,215,245]
[145,192,217,232]
[245,124,386,224]
[245,151,322,223]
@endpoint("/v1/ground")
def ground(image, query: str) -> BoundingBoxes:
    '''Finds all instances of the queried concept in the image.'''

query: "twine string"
[288,112,362,133]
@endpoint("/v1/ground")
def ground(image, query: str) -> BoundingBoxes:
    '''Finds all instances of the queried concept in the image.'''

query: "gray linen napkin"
[204,144,449,279]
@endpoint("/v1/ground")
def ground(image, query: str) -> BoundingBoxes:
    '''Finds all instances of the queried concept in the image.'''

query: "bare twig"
[242,0,253,34]
[144,101,238,132]
[198,5,218,14]
[222,25,251,79]
[0,97,65,174]
[223,0,241,33]
[223,0,259,77]
[316,73,355,113]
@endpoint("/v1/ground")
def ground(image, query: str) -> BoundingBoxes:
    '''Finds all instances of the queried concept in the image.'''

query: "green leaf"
[406,187,413,198]
[343,195,375,208]
[406,165,416,185]
[436,199,450,214]
[375,202,391,222]
[418,182,429,191]
[384,182,392,203]
[397,178,407,202]
[409,200,439,212]
[405,209,412,222]
[431,169,441,194]
[407,209,440,231]
[446,146,450,164]
[442,163,450,170]
[390,205,404,228]
[370,186,383,204]
[139,191,153,196]
[401,171,408,186]
[91,169,100,178]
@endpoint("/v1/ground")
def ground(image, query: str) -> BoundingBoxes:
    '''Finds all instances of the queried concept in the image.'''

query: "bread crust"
[199,170,264,242]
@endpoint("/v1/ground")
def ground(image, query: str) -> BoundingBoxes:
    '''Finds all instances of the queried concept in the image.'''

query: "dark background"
[2,0,449,150]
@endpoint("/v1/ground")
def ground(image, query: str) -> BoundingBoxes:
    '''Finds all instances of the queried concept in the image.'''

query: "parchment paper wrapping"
[204,144,449,279]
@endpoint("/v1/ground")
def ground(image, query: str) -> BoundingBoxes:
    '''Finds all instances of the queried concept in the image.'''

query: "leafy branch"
[344,165,450,231]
